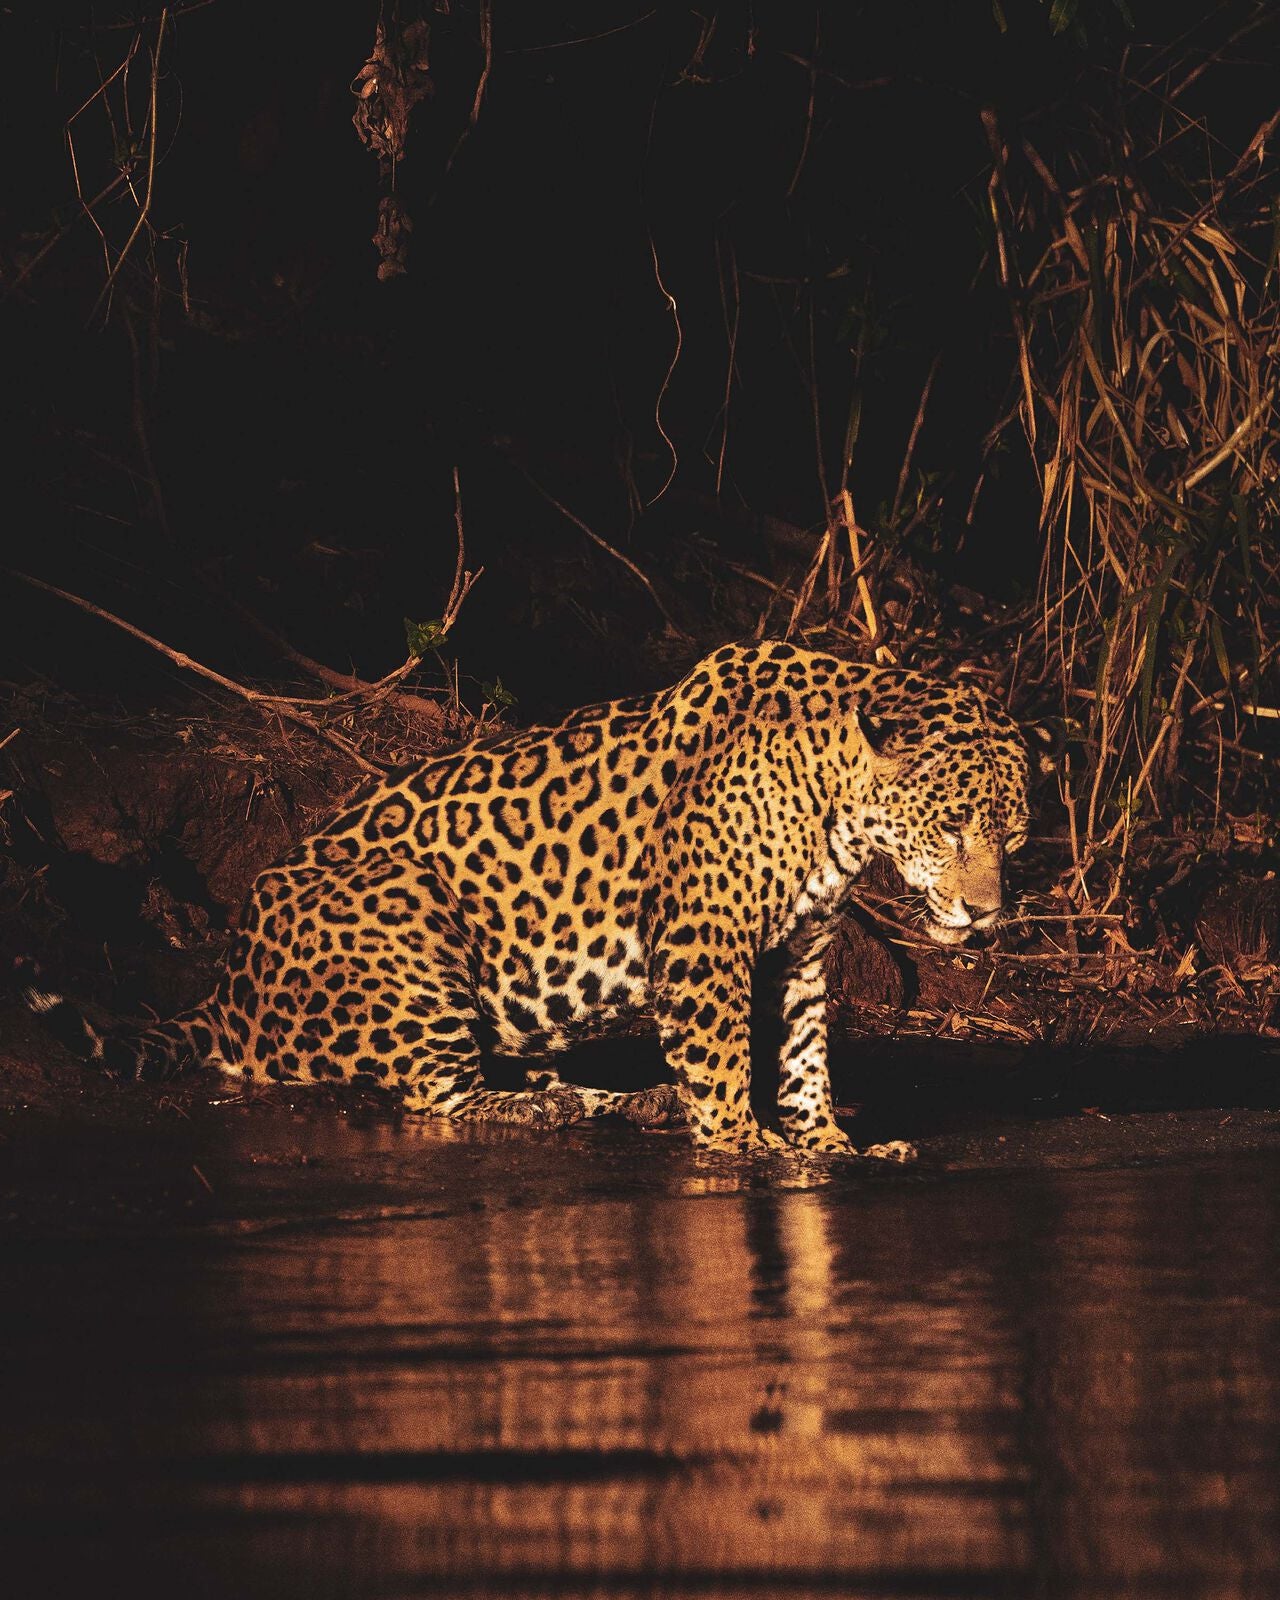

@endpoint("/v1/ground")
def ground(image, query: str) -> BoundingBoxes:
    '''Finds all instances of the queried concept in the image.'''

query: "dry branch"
[91,7,168,321]
[513,464,690,639]
[645,235,682,508]
[214,468,479,726]
[9,571,386,775]
[218,598,448,725]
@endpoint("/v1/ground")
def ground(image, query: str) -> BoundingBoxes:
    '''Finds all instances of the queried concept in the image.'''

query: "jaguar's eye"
[943,828,963,851]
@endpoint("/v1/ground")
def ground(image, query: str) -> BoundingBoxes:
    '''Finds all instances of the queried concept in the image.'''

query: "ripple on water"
[0,1121,1278,1599]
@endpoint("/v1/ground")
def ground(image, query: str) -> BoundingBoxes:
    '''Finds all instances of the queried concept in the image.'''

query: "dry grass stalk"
[987,56,1279,912]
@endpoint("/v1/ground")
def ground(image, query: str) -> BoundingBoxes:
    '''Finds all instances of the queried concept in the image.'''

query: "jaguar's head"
[836,683,1053,946]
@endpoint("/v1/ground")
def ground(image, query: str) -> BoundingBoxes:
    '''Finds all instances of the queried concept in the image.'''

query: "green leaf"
[842,389,863,468]
[1231,493,1254,586]
[1138,547,1185,731]
[1209,615,1232,687]
[1167,259,1202,306]
[1082,224,1110,370]
[1048,0,1078,35]
[1094,615,1115,707]
[1266,194,1280,284]
[404,617,446,657]
[481,678,517,711]
[1110,0,1135,27]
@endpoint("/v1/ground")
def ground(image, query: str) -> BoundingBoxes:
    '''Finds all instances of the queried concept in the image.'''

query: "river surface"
[1,1101,1279,1598]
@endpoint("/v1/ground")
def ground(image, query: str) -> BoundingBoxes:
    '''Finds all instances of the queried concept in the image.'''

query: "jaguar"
[26,642,1049,1156]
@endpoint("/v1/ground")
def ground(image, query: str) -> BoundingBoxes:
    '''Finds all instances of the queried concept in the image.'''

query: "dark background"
[0,0,1273,719]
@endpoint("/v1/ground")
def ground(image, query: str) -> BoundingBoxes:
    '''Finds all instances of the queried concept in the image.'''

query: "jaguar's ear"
[1024,719,1064,778]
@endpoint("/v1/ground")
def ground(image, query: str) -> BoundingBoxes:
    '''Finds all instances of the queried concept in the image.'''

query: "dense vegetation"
[2,1,1276,1006]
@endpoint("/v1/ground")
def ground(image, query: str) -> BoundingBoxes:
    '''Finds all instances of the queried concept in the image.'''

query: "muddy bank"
[3,1017,1279,1241]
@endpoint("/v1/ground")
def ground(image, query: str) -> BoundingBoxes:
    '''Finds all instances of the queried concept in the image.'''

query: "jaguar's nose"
[961,898,1001,929]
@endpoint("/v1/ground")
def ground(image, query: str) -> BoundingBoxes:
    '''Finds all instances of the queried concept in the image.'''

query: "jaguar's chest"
[774,853,855,946]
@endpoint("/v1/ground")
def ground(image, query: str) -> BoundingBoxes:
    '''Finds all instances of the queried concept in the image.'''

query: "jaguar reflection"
[1,1129,1277,1599]
[180,1152,1280,1593]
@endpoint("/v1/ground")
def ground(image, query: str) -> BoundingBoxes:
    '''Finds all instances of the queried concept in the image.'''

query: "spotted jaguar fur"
[25,642,1047,1156]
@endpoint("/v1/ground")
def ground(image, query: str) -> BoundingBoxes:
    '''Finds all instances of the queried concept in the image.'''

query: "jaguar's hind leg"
[405,1055,595,1129]
[402,1044,678,1130]
[523,1067,684,1128]
[390,980,668,1130]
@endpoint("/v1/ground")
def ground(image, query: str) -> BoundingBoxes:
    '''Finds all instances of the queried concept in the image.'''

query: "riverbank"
[3,689,1276,1080]
[3,1013,1279,1240]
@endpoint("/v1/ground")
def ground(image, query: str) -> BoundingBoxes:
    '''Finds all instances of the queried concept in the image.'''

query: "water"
[1,1106,1278,1598]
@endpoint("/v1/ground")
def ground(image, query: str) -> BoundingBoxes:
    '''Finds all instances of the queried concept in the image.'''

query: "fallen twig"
[216,471,480,727]
[221,600,448,722]
[10,571,385,775]
[983,950,1116,963]
[1013,911,1125,923]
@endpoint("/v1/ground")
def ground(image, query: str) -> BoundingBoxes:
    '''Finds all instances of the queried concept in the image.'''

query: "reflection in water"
[0,1140,1278,1598]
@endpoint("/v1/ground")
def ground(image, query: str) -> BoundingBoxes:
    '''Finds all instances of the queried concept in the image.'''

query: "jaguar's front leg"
[650,948,784,1155]
[775,918,855,1153]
